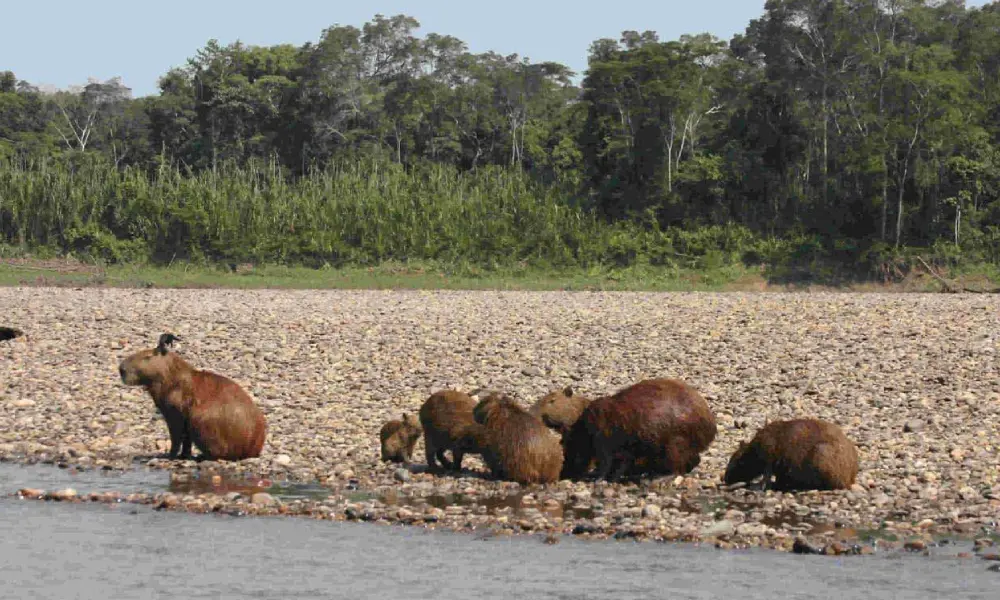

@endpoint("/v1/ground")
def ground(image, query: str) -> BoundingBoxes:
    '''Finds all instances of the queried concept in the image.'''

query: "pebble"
[2,289,1000,556]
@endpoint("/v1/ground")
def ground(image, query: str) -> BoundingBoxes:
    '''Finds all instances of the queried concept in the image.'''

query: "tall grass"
[0,155,793,269]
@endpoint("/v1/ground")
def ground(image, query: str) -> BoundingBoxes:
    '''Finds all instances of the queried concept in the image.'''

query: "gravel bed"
[2,288,999,556]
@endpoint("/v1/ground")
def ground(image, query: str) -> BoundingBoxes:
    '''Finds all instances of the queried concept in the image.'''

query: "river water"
[0,463,995,600]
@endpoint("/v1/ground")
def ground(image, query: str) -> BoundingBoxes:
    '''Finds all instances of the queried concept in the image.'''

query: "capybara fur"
[532,386,651,478]
[118,333,267,461]
[530,386,590,435]
[724,418,859,491]
[380,413,422,464]
[473,393,563,485]
[562,378,717,481]
[418,390,485,472]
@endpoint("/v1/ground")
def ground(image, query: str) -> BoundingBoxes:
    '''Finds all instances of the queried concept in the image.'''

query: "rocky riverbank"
[2,288,999,555]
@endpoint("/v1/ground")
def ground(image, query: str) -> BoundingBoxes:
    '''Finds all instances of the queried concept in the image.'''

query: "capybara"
[724,418,859,491]
[118,333,267,461]
[418,390,485,472]
[473,393,563,485]
[562,378,717,481]
[531,386,590,435]
[0,326,23,342]
[531,386,651,477]
[379,413,422,464]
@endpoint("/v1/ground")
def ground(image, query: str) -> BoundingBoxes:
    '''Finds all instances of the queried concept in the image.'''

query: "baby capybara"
[724,418,859,491]
[418,390,484,472]
[118,333,267,460]
[380,413,422,464]
[562,378,717,481]
[473,393,563,485]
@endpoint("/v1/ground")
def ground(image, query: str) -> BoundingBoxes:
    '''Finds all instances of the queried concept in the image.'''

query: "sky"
[2,0,994,97]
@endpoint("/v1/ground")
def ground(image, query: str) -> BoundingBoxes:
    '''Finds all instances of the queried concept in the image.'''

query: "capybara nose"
[118,367,127,382]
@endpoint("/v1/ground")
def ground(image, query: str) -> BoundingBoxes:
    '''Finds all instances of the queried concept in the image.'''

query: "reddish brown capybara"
[724,418,859,491]
[473,393,563,485]
[118,333,267,461]
[562,378,717,481]
[379,413,422,464]
[418,390,485,472]
[530,386,590,435]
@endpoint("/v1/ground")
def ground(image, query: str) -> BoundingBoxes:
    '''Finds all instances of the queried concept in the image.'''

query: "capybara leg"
[451,450,465,472]
[593,447,615,481]
[165,415,185,459]
[436,449,455,470]
[758,464,774,491]
[179,428,194,460]
[425,439,440,470]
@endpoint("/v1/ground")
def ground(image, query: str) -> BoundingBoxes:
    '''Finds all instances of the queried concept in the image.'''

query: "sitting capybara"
[379,413,422,464]
[562,378,717,481]
[724,418,859,491]
[473,393,563,485]
[418,390,485,472]
[118,333,267,460]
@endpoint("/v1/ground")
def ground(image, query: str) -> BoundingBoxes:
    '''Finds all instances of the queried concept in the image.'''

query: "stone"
[250,493,276,506]
[701,520,735,538]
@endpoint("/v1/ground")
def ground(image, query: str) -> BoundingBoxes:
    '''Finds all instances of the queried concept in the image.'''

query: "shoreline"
[3,288,999,559]
[1,455,997,558]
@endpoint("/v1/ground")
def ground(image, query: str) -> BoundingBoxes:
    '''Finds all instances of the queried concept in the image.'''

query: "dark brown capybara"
[724,418,859,491]
[418,390,485,472]
[531,386,652,477]
[473,393,563,485]
[0,326,24,342]
[379,413,422,464]
[562,378,717,481]
[118,333,267,461]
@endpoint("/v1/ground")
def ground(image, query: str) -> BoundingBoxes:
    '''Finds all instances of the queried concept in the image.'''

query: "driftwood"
[916,256,1000,294]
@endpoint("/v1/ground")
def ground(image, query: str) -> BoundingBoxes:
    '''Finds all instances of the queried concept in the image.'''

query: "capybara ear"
[563,386,574,397]
[156,333,181,355]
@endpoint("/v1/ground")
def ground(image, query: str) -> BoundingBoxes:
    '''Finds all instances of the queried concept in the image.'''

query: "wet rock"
[46,488,78,501]
[701,520,735,538]
[792,538,822,555]
[904,540,928,552]
[250,493,276,506]
[17,488,45,499]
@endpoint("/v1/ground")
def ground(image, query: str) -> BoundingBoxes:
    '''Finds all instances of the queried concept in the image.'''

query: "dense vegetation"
[4,1,1000,281]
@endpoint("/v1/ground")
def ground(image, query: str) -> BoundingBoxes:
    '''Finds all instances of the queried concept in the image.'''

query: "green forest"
[4,1,1000,284]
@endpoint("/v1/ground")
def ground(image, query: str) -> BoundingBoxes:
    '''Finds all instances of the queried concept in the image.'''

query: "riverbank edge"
[2,453,998,561]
